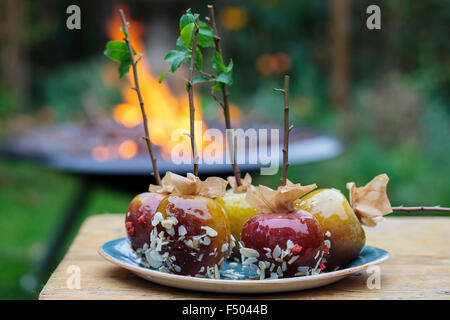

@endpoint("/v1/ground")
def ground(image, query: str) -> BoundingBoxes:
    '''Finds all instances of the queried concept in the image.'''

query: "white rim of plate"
[98,243,390,285]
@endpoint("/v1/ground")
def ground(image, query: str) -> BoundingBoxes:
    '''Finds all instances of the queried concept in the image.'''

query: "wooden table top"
[39,214,450,300]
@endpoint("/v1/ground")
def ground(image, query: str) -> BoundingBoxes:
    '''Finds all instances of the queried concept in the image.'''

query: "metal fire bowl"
[0,135,342,176]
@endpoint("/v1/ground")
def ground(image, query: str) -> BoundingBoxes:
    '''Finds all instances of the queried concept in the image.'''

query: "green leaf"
[118,61,132,78]
[215,70,233,85]
[212,81,223,91]
[187,47,203,71]
[195,47,203,71]
[192,75,212,85]
[211,51,226,71]
[158,72,169,83]
[197,21,215,48]
[211,51,233,73]
[179,9,199,30]
[104,41,134,78]
[176,38,186,51]
[164,50,189,73]
[198,21,215,37]
[225,59,233,72]
[104,41,130,63]
[180,22,195,48]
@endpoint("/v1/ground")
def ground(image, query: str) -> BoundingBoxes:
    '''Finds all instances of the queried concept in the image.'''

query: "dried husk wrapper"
[246,180,317,214]
[346,173,393,227]
[149,172,227,198]
[227,173,252,193]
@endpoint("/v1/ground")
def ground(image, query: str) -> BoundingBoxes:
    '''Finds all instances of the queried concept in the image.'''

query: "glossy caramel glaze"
[241,211,325,278]
[216,190,258,242]
[296,188,366,269]
[125,192,165,251]
[154,195,232,277]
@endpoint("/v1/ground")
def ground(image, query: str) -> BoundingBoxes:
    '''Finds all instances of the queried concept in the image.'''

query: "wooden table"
[39,215,450,300]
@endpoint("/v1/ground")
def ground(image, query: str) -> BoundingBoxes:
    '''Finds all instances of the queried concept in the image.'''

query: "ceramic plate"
[98,238,390,293]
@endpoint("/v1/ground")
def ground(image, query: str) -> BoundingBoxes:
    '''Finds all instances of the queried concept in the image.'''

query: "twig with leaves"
[207,4,241,186]
[159,9,234,177]
[188,24,200,176]
[274,75,292,186]
[104,9,161,185]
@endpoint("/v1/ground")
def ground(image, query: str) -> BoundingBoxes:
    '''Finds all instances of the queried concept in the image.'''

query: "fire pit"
[0,120,341,177]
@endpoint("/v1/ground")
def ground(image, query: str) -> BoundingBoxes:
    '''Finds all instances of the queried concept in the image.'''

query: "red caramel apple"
[240,210,325,279]
[125,192,165,251]
[145,194,233,278]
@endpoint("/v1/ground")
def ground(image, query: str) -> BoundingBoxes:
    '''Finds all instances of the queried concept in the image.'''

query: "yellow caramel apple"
[216,190,259,243]
[296,188,366,269]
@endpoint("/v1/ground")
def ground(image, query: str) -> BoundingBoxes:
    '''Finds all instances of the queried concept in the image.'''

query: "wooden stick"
[119,9,161,185]
[392,206,450,213]
[207,4,242,186]
[274,75,291,186]
[188,23,200,176]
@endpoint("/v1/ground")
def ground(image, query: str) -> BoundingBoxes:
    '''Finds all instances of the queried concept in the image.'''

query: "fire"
[106,6,206,160]
[113,103,141,128]
[217,102,243,125]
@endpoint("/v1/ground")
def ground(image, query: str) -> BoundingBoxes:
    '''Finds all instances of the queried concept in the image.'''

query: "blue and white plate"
[98,238,389,293]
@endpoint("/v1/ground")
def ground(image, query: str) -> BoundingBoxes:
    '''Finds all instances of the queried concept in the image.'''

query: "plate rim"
[98,237,390,285]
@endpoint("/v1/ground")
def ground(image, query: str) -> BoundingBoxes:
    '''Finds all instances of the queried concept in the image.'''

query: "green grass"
[0,159,132,299]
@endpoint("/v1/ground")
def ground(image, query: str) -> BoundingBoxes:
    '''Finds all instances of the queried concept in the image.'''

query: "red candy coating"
[241,210,324,278]
[291,244,303,255]
[125,192,165,250]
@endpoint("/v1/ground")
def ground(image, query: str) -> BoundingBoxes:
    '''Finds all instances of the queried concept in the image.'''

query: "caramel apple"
[149,195,232,277]
[296,188,366,269]
[216,191,258,243]
[125,192,165,251]
[240,210,325,279]
[216,174,258,244]
[240,181,325,279]
[144,172,232,278]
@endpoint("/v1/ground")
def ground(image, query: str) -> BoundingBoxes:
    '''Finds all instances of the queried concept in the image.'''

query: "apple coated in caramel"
[296,188,366,269]
[125,192,165,251]
[240,210,325,279]
[144,195,233,278]
[216,190,259,243]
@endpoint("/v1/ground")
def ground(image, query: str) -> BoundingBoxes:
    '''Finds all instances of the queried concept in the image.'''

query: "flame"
[113,103,141,128]
[106,5,206,159]
[217,102,243,125]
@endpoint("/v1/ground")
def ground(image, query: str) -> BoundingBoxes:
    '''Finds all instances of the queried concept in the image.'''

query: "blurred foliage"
[40,60,122,121]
